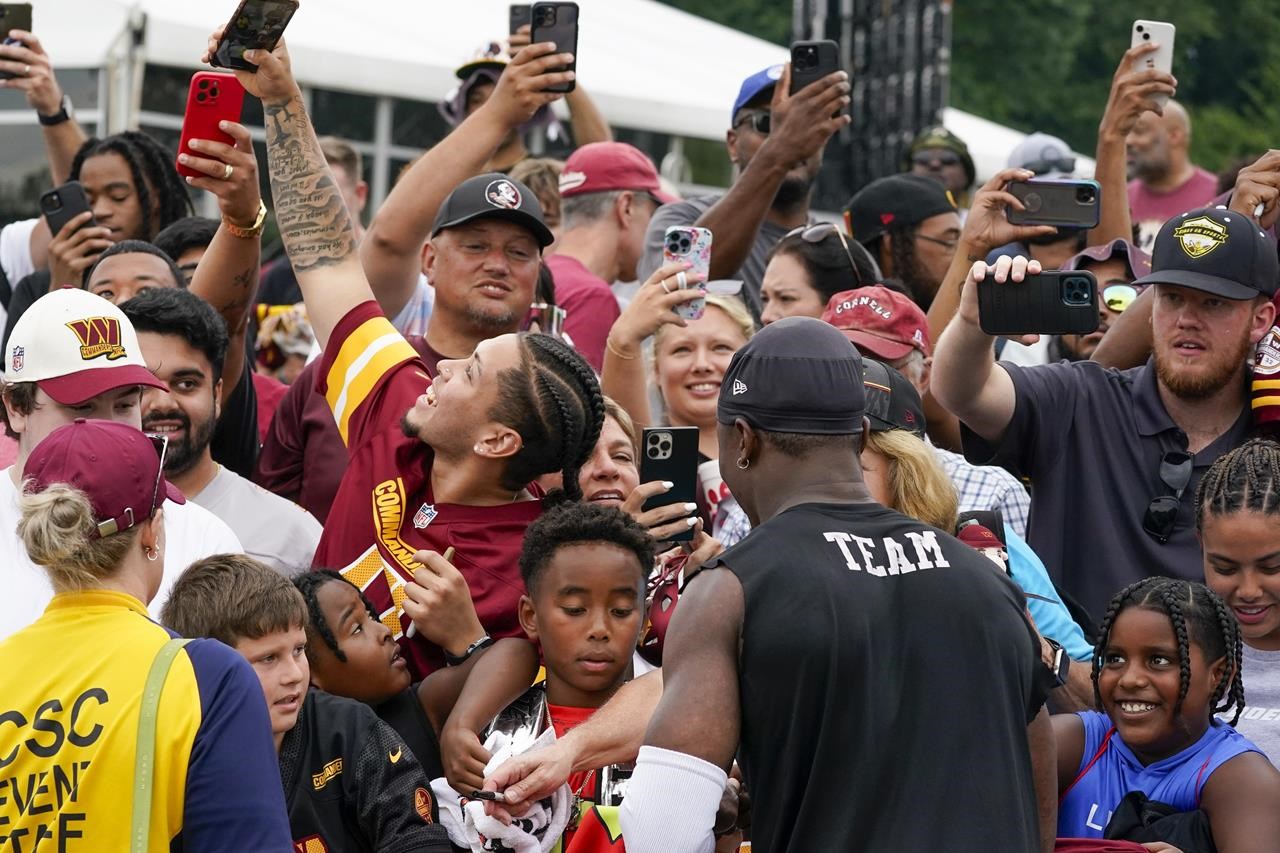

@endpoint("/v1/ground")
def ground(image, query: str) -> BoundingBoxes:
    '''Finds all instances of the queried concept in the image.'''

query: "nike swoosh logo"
[389,748,403,764]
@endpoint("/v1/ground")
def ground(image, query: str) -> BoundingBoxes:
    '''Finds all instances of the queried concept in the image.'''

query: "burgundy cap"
[23,419,184,539]
[559,142,677,204]
[820,286,931,360]
[1064,238,1152,281]
[957,524,1004,551]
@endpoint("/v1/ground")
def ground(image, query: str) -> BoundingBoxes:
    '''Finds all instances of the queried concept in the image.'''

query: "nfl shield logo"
[10,346,22,372]
[413,503,438,529]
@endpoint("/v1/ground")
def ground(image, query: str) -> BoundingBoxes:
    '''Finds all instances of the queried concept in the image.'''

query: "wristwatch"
[37,95,74,127]
[1044,637,1070,687]
[445,634,495,667]
[223,199,268,239]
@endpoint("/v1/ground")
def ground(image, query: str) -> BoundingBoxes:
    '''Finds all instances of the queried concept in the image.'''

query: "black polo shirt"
[962,358,1251,626]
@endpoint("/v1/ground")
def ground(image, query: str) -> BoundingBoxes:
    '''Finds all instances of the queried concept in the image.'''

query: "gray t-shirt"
[1237,643,1280,768]
[192,465,323,574]
[637,194,799,322]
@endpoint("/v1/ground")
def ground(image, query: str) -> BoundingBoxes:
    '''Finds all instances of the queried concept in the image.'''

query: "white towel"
[433,727,572,853]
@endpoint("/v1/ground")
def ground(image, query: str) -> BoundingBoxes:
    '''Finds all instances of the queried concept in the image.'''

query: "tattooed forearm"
[264,96,357,273]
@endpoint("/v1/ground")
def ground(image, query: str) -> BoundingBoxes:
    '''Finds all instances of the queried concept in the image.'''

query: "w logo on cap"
[66,317,127,361]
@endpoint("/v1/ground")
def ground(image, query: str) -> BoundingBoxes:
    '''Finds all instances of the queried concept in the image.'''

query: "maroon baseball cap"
[820,286,931,360]
[559,142,677,204]
[23,419,184,539]
[1064,238,1152,281]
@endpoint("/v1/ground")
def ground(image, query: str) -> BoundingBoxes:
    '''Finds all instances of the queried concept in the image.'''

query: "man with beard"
[637,63,851,321]
[122,287,321,572]
[1127,102,1219,251]
[844,173,962,310]
[932,207,1277,626]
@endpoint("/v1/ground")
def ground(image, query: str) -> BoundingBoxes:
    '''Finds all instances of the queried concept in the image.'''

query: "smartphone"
[1131,20,1175,109]
[176,72,246,180]
[790,39,840,95]
[211,0,299,72]
[662,226,712,322]
[640,426,700,544]
[530,2,578,94]
[40,181,95,238]
[1006,179,1100,229]
[509,3,532,35]
[978,269,1099,337]
[0,3,33,80]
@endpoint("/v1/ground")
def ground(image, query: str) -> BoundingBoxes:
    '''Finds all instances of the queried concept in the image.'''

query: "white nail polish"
[684,503,697,513]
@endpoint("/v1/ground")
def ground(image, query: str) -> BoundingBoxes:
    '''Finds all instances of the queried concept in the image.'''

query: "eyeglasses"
[97,433,168,538]
[523,303,567,338]
[912,151,962,168]
[916,233,960,251]
[1102,284,1139,313]
[1021,156,1076,176]
[786,223,862,287]
[733,110,771,135]
[1142,450,1193,544]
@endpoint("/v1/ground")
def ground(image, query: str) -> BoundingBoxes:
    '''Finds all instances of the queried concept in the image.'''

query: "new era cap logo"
[65,317,127,361]
[1173,215,1227,259]
[485,179,522,210]
[732,379,748,396]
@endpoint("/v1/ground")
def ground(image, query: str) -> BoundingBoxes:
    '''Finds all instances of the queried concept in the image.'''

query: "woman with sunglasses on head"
[0,420,291,849]
[759,223,884,325]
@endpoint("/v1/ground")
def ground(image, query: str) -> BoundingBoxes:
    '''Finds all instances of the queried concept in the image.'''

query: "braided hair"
[489,333,604,503]
[70,131,193,239]
[1091,577,1245,726]
[292,570,381,665]
[1195,438,1280,531]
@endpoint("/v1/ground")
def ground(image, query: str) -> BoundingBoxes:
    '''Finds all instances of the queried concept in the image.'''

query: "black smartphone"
[530,1,578,94]
[509,3,533,35]
[40,181,95,238]
[0,3,33,81]
[1007,179,1100,229]
[790,39,839,95]
[211,0,299,72]
[978,269,1099,337]
[639,426,700,544]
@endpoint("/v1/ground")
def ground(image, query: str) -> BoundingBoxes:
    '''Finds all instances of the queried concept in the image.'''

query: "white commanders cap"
[5,288,166,405]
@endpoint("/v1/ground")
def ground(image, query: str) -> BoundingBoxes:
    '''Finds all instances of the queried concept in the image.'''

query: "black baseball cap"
[862,358,926,436]
[717,316,866,434]
[844,174,958,245]
[1132,207,1278,299]
[430,173,555,248]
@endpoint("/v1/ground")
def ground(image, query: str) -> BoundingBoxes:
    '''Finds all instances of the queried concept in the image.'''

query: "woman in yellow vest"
[0,419,292,851]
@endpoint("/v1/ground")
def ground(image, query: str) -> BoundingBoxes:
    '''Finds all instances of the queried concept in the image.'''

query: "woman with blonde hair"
[0,419,290,850]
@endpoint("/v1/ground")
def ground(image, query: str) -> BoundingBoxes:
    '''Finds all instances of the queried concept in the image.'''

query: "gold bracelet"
[605,336,638,361]
[224,200,267,239]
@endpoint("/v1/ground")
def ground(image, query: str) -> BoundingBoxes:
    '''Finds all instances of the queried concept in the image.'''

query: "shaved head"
[1127,99,1194,184]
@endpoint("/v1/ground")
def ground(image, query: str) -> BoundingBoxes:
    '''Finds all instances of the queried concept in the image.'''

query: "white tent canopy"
[31,0,1090,177]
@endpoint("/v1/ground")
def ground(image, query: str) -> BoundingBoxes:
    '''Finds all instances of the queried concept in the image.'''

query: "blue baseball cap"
[731,65,784,125]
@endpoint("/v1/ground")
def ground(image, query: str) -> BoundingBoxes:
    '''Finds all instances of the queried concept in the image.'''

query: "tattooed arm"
[183,120,263,402]
[205,35,366,350]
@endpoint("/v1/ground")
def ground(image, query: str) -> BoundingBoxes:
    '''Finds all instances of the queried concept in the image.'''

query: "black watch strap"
[1045,638,1070,687]
[445,634,495,667]
[37,95,72,127]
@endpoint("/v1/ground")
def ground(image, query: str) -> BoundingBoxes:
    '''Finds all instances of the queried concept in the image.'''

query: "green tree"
[656,0,791,46]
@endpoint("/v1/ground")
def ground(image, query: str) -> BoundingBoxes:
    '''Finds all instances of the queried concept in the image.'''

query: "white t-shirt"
[0,466,243,641]
[191,465,322,574]
[0,218,40,332]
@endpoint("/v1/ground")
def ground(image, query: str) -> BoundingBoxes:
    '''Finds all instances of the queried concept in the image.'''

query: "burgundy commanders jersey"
[313,301,544,677]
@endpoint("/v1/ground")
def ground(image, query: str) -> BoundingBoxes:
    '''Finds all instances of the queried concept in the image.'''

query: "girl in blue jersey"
[1053,577,1280,849]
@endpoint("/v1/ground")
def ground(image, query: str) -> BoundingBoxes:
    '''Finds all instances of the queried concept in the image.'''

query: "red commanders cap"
[820,286,931,360]
[559,142,677,204]
[4,288,166,405]
[957,523,1004,551]
[23,420,184,539]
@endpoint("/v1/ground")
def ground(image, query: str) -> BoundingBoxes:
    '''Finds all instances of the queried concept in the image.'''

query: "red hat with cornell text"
[4,288,165,405]
[820,285,931,360]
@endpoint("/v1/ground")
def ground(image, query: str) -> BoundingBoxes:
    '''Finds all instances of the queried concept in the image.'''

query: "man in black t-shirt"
[619,317,1057,853]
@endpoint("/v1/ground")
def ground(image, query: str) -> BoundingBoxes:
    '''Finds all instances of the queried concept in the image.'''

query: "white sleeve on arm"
[618,745,726,853]
[0,219,38,285]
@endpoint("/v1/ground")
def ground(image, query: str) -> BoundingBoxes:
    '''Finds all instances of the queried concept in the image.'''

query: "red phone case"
[176,72,247,180]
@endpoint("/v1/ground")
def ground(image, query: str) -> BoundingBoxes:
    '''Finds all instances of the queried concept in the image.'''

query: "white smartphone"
[1131,20,1175,109]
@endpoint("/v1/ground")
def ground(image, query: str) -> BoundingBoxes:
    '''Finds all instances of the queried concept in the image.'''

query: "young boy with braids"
[236,34,612,677]
[1197,438,1280,766]
[1052,578,1280,846]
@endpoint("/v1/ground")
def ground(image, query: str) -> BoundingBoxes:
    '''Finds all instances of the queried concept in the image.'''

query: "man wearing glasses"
[906,125,977,213]
[637,63,851,322]
[932,206,1277,628]
[0,289,242,640]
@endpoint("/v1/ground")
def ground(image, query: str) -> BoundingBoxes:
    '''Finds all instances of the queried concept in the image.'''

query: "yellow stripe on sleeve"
[325,316,418,444]
[1252,395,1280,410]
[1253,379,1280,391]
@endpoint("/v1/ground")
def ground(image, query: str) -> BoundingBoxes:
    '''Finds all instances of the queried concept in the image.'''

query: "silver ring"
[222,163,234,180]
[676,271,688,290]
[660,280,672,294]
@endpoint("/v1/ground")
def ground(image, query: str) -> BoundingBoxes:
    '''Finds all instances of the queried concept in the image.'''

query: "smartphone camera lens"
[1062,277,1092,307]
[47,193,62,210]
[1143,32,1151,40]
[196,92,207,103]
[678,238,691,253]
[1076,186,1096,204]
[198,79,210,90]
[1136,24,1144,32]
[536,6,556,26]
